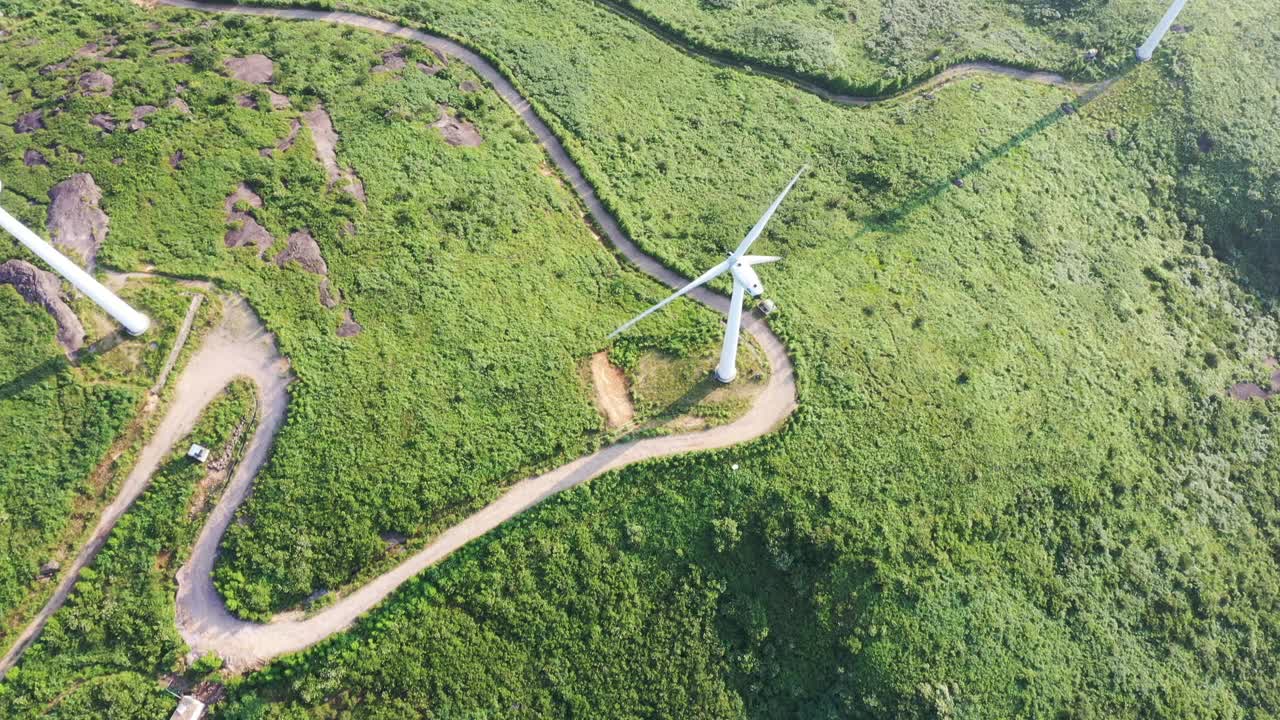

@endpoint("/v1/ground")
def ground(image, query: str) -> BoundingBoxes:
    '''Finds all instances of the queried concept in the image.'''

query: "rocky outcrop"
[336,308,362,337]
[47,173,108,269]
[301,106,365,202]
[0,259,85,353]
[127,105,157,132]
[274,229,327,275]
[15,110,43,134]
[431,105,483,147]
[224,54,274,84]
[223,183,273,256]
[77,70,114,96]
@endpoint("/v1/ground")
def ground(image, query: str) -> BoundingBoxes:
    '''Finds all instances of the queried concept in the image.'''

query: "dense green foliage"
[0,289,132,637]
[3,0,1278,716]
[197,0,1280,716]
[0,0,709,620]
[609,0,1174,92]
[0,267,191,648]
[0,381,256,719]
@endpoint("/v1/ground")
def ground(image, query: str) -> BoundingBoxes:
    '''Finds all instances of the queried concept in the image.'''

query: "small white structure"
[610,167,806,383]
[170,695,206,720]
[758,299,778,316]
[0,180,150,335]
[1137,0,1190,61]
[187,444,210,464]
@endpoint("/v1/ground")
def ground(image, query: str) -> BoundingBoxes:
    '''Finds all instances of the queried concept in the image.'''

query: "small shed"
[187,444,210,464]
[757,299,778,316]
[170,695,206,720]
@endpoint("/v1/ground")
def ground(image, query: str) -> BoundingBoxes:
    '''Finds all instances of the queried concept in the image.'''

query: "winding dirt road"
[1,0,1107,676]
[157,0,801,671]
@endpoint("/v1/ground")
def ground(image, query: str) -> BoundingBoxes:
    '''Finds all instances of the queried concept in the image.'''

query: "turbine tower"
[610,167,805,383]
[0,180,150,335]
[1137,0,1190,61]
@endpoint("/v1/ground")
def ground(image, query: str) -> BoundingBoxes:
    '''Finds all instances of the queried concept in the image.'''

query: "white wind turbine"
[609,166,806,383]
[0,180,150,335]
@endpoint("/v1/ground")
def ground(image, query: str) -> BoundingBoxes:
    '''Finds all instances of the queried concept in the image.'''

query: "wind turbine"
[0,180,150,335]
[609,167,805,383]
[1137,0,1189,61]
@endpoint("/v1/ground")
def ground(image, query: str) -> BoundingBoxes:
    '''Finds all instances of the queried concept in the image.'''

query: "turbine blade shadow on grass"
[872,64,1135,230]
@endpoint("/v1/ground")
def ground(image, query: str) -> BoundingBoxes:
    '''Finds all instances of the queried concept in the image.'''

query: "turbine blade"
[740,255,781,266]
[730,166,807,259]
[609,260,730,338]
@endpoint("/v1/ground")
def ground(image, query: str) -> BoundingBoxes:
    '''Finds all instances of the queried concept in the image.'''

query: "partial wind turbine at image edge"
[0,180,150,336]
[609,166,806,383]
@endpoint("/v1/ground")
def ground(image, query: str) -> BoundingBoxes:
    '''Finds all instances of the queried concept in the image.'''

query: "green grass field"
[0,0,1277,716]
[0,380,257,719]
[206,0,1278,716]
[0,272,196,652]
[0,0,718,623]
[604,0,1173,92]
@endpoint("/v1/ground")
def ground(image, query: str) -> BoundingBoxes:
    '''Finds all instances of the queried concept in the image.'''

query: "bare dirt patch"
[0,259,85,352]
[275,229,328,275]
[223,183,273,255]
[629,342,769,434]
[458,80,480,93]
[23,149,48,167]
[47,173,108,269]
[301,105,365,201]
[431,105,482,147]
[589,351,634,429]
[224,54,274,84]
[168,97,190,114]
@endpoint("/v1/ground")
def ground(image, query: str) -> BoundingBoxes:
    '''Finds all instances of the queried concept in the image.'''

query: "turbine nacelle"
[732,255,780,298]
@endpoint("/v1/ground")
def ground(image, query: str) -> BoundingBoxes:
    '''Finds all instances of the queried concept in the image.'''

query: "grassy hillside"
[194,0,1280,716]
[603,0,1176,93]
[1,0,1276,715]
[0,380,256,719]
[0,0,716,621]
[0,269,195,651]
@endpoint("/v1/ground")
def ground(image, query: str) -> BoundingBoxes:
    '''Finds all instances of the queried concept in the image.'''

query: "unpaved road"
[1,0,1109,675]
[0,288,288,676]
[159,0,798,671]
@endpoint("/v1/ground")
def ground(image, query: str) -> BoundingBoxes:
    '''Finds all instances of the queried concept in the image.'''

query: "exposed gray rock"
[0,259,85,352]
[15,110,44,133]
[224,54,274,84]
[47,173,108,269]
[275,229,328,275]
[77,69,114,96]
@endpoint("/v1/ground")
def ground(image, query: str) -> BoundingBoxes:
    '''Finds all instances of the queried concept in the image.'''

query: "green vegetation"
[0,272,194,650]
[2,0,1278,716]
[199,0,1278,716]
[0,380,256,719]
[608,0,1172,92]
[0,0,710,622]
[621,340,769,433]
